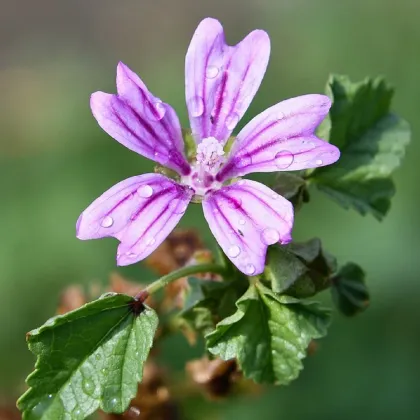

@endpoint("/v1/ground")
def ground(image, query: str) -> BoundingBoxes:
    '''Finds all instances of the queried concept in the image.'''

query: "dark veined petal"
[91,62,191,175]
[216,95,340,182]
[76,173,193,266]
[185,18,270,145]
[202,180,294,275]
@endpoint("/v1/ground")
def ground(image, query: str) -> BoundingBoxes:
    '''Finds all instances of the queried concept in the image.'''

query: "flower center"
[180,137,225,200]
[195,137,225,171]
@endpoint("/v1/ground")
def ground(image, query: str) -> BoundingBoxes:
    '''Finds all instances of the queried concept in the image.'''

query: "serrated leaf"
[18,294,158,420]
[312,75,410,219]
[265,239,337,296]
[206,283,331,384]
[331,263,369,316]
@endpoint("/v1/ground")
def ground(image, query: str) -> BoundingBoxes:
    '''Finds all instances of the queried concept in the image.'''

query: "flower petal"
[202,180,294,275]
[91,62,191,175]
[185,18,270,145]
[216,94,340,182]
[76,173,193,266]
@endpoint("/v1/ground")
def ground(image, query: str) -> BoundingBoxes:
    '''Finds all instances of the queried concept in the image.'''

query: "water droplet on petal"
[278,111,285,120]
[245,264,256,275]
[237,180,246,186]
[206,65,219,79]
[137,185,153,198]
[274,150,294,169]
[188,96,205,117]
[235,153,252,169]
[126,252,138,258]
[271,193,278,200]
[315,159,323,166]
[145,100,166,121]
[101,216,114,228]
[261,228,280,245]
[239,218,246,226]
[146,237,156,246]
[228,245,241,258]
[226,113,239,130]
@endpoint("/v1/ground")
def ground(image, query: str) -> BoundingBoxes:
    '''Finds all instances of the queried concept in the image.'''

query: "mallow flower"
[76,18,340,276]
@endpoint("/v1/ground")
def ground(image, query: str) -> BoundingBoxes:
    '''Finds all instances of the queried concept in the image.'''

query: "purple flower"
[76,18,340,276]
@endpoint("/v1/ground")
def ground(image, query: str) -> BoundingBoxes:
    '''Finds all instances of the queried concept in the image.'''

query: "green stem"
[145,263,226,295]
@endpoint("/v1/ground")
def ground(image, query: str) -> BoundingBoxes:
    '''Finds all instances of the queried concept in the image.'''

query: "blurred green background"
[1,0,419,418]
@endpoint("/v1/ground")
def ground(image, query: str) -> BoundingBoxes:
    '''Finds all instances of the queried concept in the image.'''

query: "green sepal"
[18,294,158,419]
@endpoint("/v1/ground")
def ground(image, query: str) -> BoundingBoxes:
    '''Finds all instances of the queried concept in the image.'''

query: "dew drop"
[271,193,278,200]
[315,159,323,166]
[235,153,252,169]
[278,111,285,120]
[74,408,81,416]
[188,96,205,117]
[261,228,280,245]
[145,100,166,121]
[126,252,138,258]
[206,65,219,79]
[228,245,241,258]
[95,353,102,360]
[137,184,153,198]
[82,379,94,395]
[274,150,294,169]
[146,237,156,246]
[101,216,114,228]
[226,113,240,130]
[239,218,246,226]
[110,398,118,407]
[245,264,256,275]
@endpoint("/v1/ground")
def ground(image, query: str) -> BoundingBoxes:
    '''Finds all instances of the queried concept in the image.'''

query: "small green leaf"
[312,75,410,219]
[18,294,158,420]
[331,263,370,316]
[180,277,247,335]
[272,172,309,211]
[206,283,331,384]
[264,239,337,296]
[264,245,308,294]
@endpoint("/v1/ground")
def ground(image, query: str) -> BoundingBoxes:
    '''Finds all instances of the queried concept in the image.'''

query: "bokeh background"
[1,0,419,418]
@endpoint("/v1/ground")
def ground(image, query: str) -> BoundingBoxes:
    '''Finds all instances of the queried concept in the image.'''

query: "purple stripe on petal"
[202,179,294,275]
[91,62,191,176]
[76,173,193,266]
[185,18,270,145]
[217,94,340,181]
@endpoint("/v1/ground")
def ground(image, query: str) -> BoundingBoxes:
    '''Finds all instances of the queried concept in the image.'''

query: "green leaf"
[206,283,331,384]
[272,172,309,211]
[331,263,370,316]
[264,239,336,296]
[180,277,247,336]
[312,75,410,219]
[18,293,158,420]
